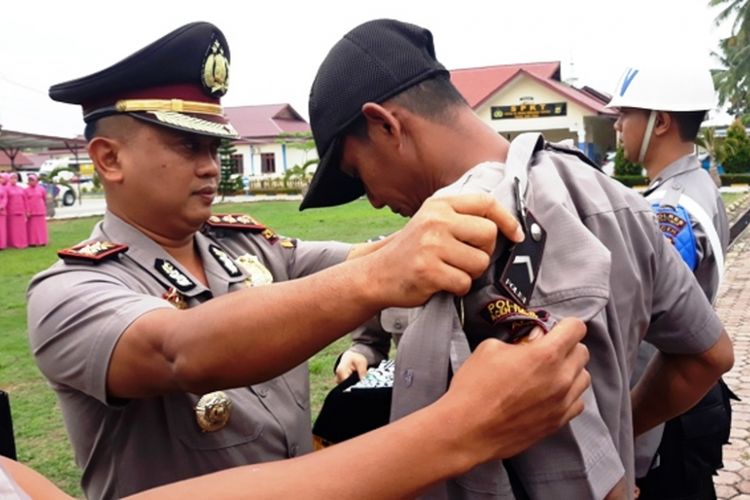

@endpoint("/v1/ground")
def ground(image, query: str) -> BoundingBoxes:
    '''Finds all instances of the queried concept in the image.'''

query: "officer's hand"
[436,318,590,464]
[365,194,523,307]
[335,351,369,383]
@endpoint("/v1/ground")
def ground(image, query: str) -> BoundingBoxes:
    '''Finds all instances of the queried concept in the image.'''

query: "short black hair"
[345,74,468,141]
[670,110,706,141]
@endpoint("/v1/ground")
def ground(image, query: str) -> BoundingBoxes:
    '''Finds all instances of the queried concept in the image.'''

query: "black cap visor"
[300,135,365,210]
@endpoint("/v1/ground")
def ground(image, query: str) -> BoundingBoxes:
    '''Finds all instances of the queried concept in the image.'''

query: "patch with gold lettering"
[656,210,688,239]
[155,259,196,292]
[162,287,189,310]
[58,241,128,265]
[206,213,266,231]
[480,297,550,344]
[208,245,242,277]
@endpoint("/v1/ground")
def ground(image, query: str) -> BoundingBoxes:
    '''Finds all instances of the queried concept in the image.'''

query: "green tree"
[695,127,725,186]
[710,0,750,117]
[723,119,750,173]
[218,139,238,200]
[613,144,643,176]
[277,132,319,193]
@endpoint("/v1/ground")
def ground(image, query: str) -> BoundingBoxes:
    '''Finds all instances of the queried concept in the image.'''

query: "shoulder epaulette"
[545,142,602,171]
[206,213,266,231]
[58,241,128,265]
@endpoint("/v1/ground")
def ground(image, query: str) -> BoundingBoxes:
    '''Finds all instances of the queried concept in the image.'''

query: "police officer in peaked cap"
[27,21,592,498]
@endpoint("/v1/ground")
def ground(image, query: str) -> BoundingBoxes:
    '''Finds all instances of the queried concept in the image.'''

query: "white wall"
[234,141,319,177]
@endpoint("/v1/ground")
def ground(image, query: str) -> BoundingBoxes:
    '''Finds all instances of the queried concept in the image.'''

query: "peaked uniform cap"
[300,19,448,210]
[49,21,238,139]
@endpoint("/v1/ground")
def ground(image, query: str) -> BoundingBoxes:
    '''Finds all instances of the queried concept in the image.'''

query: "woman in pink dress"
[24,174,48,247]
[0,174,8,249]
[6,172,28,249]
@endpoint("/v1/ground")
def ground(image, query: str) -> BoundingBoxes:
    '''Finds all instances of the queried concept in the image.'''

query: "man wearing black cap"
[304,19,733,499]
[25,21,594,499]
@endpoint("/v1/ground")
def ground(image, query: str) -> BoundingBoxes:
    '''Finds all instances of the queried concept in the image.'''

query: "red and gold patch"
[206,213,266,231]
[58,241,128,264]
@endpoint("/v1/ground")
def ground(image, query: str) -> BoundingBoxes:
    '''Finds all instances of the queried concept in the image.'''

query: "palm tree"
[710,0,750,117]
[695,127,724,187]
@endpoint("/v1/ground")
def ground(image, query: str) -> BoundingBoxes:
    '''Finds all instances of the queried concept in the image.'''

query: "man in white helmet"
[607,65,732,499]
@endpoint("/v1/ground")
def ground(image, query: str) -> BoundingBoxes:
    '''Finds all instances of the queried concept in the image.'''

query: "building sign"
[491,102,567,120]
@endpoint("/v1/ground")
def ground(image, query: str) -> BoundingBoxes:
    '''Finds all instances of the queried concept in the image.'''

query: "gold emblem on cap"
[203,40,229,96]
[236,254,274,287]
[195,391,232,432]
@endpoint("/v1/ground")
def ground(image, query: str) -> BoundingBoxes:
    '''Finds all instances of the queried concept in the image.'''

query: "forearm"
[632,331,733,436]
[157,256,389,391]
[130,398,471,500]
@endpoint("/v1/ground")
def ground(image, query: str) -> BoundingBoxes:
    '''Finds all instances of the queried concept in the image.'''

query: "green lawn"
[0,200,405,496]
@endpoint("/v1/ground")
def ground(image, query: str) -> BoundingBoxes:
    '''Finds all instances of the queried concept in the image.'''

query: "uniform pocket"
[164,390,265,450]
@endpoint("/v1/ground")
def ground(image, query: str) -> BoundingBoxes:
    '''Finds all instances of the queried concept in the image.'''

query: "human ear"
[653,111,672,137]
[87,137,124,183]
[361,102,402,143]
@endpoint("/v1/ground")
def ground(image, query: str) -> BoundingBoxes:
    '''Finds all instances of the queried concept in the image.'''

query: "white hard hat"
[606,65,716,111]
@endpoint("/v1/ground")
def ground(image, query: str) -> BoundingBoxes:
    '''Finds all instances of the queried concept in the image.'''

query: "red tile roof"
[224,104,311,140]
[450,61,615,116]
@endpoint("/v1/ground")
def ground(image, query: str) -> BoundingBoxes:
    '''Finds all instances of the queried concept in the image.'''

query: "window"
[261,153,276,174]
[230,154,244,175]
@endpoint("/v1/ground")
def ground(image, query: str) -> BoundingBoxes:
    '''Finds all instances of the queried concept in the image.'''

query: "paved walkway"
[715,225,750,499]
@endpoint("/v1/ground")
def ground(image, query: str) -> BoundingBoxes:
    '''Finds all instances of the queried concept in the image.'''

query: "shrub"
[723,119,750,174]
[613,175,649,188]
[614,144,644,176]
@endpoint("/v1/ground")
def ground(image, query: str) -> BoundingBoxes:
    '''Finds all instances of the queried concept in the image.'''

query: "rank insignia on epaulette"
[154,259,196,292]
[280,238,296,249]
[58,241,128,265]
[206,213,266,231]
[261,227,279,243]
[162,287,189,310]
[235,253,274,286]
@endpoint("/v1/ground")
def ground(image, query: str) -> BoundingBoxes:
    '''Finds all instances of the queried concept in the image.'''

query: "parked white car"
[16,171,77,206]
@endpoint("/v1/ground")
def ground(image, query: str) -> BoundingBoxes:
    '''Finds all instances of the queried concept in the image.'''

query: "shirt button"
[257,388,268,398]
[394,320,403,330]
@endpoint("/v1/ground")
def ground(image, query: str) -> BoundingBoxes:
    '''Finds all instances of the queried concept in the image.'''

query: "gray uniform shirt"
[389,140,723,500]
[26,211,350,499]
[633,154,729,476]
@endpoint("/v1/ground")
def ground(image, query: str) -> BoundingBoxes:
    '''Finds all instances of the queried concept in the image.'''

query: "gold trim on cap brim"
[115,98,223,116]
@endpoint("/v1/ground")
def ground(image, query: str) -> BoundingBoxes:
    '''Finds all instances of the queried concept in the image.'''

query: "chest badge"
[195,391,232,432]
[235,254,274,287]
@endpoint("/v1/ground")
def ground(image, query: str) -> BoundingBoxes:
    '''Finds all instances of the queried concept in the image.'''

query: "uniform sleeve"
[347,316,392,366]
[286,240,351,279]
[26,267,173,405]
[644,220,723,354]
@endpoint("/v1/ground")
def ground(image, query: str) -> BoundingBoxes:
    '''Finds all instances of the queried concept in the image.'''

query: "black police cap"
[300,19,448,210]
[49,21,238,139]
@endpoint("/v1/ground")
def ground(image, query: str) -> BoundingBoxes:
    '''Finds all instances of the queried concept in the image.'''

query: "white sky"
[0,0,734,138]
